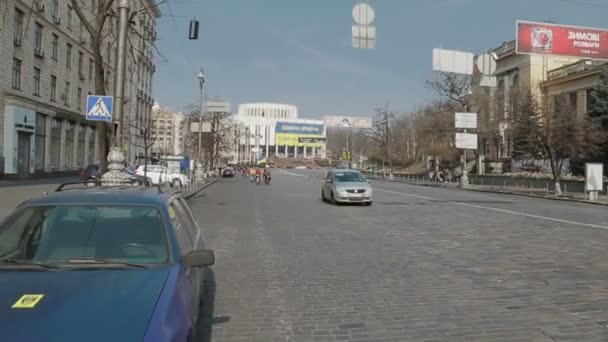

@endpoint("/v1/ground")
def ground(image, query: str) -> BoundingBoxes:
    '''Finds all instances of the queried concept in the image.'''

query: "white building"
[0,0,159,178]
[151,103,185,157]
[236,103,326,161]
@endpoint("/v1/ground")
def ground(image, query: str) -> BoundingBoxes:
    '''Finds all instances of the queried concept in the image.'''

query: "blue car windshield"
[0,206,168,264]
[334,172,366,183]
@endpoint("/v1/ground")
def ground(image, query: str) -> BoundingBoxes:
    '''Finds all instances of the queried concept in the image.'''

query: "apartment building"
[151,103,186,158]
[0,0,159,178]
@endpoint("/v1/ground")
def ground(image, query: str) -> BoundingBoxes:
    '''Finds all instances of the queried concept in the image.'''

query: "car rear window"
[334,172,366,182]
[0,206,168,264]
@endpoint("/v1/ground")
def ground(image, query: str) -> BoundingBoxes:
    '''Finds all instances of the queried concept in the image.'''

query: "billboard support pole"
[461,105,470,187]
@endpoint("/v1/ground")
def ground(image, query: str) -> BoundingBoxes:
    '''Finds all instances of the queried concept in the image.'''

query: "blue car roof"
[22,186,177,207]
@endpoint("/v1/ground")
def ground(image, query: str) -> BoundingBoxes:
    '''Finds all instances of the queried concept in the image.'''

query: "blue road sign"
[86,95,113,122]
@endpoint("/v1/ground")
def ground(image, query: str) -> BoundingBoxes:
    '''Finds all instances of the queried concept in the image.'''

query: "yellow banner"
[275,133,325,147]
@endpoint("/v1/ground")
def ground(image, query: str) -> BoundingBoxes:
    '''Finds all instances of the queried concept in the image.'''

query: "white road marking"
[375,188,608,230]
[275,170,307,177]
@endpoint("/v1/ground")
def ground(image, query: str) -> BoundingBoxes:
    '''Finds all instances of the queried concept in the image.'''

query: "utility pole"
[113,0,129,149]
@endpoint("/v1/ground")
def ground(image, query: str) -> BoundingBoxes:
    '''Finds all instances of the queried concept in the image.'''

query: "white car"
[134,165,189,186]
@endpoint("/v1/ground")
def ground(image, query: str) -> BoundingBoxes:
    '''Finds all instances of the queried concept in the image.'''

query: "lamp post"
[197,69,205,164]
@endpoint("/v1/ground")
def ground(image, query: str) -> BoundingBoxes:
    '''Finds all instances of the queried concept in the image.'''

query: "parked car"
[125,167,153,186]
[321,169,372,205]
[0,184,214,342]
[135,165,189,187]
[81,164,152,186]
[222,168,235,177]
[80,164,101,181]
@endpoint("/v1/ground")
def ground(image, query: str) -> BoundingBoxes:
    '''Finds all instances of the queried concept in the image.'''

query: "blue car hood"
[0,267,170,342]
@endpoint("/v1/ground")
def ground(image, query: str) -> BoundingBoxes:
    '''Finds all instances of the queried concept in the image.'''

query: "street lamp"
[197,69,205,164]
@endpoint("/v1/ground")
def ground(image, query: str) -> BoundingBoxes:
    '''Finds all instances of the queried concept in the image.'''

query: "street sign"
[86,96,113,122]
[455,112,477,129]
[432,48,474,75]
[585,163,604,191]
[455,133,478,149]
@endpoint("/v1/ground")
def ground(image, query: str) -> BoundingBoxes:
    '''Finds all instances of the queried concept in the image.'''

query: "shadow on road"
[197,268,229,342]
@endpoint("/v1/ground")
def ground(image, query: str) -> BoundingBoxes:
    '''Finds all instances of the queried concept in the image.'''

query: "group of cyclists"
[237,166,271,185]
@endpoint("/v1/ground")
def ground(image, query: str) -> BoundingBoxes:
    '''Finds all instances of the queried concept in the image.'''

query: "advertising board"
[455,113,477,129]
[275,122,325,147]
[516,20,608,59]
[455,133,478,150]
[432,48,474,75]
[324,116,373,128]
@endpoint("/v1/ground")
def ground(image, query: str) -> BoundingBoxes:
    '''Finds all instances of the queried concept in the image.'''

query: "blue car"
[0,184,214,342]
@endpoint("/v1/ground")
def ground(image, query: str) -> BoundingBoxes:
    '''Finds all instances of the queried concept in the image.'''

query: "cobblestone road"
[194,171,607,341]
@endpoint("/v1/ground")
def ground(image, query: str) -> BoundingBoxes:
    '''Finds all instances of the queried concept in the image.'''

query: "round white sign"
[352,3,375,25]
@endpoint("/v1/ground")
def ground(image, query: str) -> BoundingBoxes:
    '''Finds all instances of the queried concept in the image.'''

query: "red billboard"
[516,21,608,60]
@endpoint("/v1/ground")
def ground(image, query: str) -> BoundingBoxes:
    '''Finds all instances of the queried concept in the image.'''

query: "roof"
[23,186,177,207]
[332,169,362,173]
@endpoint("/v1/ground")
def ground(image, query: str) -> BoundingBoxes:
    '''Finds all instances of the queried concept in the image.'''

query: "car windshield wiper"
[0,259,61,270]
[59,258,148,268]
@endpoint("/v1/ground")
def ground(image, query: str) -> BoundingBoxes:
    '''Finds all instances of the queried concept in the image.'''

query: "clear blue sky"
[153,0,608,118]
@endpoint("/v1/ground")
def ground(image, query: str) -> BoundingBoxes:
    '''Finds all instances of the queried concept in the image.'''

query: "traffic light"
[189,19,199,40]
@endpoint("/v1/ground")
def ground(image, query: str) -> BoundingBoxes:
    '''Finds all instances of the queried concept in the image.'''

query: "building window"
[88,58,94,80]
[50,75,57,101]
[64,82,71,106]
[33,67,41,96]
[106,42,112,64]
[66,43,73,68]
[50,119,61,170]
[106,71,111,90]
[51,33,59,60]
[77,87,82,110]
[12,58,22,90]
[35,114,47,171]
[67,5,73,30]
[34,22,43,54]
[78,51,84,77]
[14,8,24,42]
[51,0,59,18]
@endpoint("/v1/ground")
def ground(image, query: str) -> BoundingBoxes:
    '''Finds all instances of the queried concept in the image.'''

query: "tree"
[71,0,163,171]
[183,106,235,170]
[426,72,470,111]
[128,115,157,179]
[512,90,606,194]
[367,105,395,175]
[587,67,608,169]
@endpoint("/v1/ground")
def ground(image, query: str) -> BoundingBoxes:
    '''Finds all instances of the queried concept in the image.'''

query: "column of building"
[59,121,67,171]
[43,117,53,171]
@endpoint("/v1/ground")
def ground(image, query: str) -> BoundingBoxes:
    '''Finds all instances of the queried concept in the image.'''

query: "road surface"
[190,169,608,342]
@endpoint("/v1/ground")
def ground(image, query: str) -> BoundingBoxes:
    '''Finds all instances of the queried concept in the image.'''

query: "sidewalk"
[372,175,608,206]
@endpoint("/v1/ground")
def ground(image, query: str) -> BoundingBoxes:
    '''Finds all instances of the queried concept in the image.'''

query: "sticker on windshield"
[168,206,177,219]
[12,294,44,309]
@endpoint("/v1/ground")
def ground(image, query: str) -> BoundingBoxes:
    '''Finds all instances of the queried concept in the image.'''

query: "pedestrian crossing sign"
[86,95,113,122]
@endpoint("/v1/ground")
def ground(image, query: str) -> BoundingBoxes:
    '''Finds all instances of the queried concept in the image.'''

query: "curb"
[372,178,608,207]
[183,179,217,200]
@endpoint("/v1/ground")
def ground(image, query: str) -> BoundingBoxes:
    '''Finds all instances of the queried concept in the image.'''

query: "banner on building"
[323,116,373,128]
[275,122,325,147]
[516,20,608,59]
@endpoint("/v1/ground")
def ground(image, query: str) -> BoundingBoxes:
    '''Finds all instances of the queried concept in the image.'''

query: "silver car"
[321,169,372,206]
